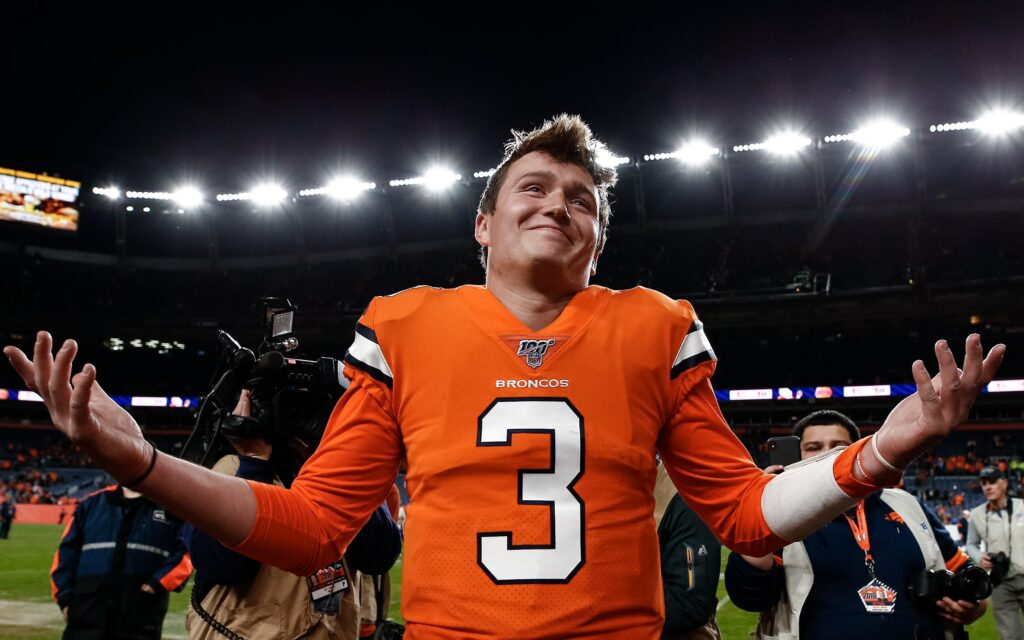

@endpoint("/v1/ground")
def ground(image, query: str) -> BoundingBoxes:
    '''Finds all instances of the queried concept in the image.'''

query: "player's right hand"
[4,331,144,448]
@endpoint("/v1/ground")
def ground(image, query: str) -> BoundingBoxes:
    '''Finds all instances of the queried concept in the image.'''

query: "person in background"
[184,391,402,640]
[966,466,1024,639]
[654,460,721,639]
[725,410,986,639]
[0,491,15,539]
[52,484,192,639]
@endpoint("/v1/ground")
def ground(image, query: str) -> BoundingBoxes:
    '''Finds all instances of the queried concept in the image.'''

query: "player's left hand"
[936,596,987,625]
[139,583,156,594]
[876,335,1005,468]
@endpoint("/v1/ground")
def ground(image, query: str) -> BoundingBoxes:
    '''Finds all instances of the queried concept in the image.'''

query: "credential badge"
[517,339,557,369]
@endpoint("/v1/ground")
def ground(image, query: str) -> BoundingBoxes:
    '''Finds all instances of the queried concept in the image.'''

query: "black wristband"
[124,442,158,488]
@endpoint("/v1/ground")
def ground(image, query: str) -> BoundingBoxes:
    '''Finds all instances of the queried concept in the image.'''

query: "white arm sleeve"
[759,447,861,542]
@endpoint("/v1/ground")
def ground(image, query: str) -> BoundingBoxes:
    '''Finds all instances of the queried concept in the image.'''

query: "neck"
[485,272,581,332]
[991,495,1008,509]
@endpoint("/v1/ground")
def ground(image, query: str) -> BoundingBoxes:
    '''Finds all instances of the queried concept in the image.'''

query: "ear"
[474,210,490,247]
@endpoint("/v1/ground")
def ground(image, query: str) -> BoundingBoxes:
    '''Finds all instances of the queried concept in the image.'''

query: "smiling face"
[799,423,855,460]
[475,151,601,289]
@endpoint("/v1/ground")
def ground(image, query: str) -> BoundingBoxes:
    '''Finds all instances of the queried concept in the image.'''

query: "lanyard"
[843,501,877,579]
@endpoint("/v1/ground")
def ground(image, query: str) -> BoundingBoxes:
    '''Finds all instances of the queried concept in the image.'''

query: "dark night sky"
[5,2,1024,192]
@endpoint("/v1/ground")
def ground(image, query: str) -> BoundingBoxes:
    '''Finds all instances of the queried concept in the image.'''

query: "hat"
[979,466,1005,481]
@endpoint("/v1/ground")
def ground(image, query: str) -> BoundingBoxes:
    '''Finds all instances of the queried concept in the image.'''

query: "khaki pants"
[993,574,1024,640]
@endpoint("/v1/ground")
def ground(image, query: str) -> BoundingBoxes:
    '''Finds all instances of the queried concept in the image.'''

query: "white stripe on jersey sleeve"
[759,447,860,542]
[674,327,713,365]
[671,321,716,378]
[348,331,394,381]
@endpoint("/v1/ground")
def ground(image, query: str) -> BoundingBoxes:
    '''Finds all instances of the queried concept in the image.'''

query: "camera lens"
[954,565,993,602]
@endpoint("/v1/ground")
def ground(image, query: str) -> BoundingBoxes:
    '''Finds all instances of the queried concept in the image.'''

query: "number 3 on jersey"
[476,398,586,584]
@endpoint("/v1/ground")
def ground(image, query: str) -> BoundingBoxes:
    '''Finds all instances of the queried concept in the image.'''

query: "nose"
[544,195,571,222]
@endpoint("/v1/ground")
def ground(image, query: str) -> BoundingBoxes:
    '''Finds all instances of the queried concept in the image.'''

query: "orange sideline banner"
[14,503,74,525]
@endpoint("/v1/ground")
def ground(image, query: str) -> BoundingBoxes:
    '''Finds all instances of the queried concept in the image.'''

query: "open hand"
[877,335,1005,468]
[4,332,143,448]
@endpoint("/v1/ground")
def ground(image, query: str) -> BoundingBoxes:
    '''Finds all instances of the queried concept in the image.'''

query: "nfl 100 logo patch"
[517,339,556,368]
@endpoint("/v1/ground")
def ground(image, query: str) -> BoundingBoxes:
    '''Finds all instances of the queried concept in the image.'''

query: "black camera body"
[990,551,1012,587]
[909,565,992,640]
[908,564,993,603]
[181,298,346,484]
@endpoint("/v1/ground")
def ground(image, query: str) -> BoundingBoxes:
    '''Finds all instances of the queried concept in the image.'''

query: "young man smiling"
[5,115,1006,639]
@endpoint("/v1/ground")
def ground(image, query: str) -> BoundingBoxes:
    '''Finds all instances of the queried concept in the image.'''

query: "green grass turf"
[0,524,1002,638]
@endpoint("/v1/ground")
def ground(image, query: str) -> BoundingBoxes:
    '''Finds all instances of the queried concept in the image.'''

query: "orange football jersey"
[237,285,867,639]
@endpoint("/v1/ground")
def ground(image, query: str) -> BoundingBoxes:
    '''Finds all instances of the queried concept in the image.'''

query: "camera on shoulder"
[181,297,346,485]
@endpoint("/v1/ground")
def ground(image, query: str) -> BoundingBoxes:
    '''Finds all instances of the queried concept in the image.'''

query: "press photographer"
[725,410,988,640]
[181,299,402,640]
[966,466,1024,639]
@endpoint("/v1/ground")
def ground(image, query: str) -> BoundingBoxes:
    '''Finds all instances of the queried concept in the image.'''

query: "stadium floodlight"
[325,176,376,201]
[298,177,376,200]
[762,132,812,156]
[125,206,134,212]
[643,152,677,161]
[929,121,974,133]
[422,168,461,191]
[172,186,204,208]
[676,140,720,166]
[848,119,911,149]
[473,168,497,179]
[975,108,1024,136]
[126,191,173,199]
[92,186,121,199]
[142,207,151,212]
[732,143,761,153]
[389,167,461,190]
[597,149,630,168]
[249,183,288,206]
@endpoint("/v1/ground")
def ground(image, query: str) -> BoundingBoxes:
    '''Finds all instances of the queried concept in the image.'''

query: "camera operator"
[183,391,402,640]
[965,466,1024,639]
[725,410,988,639]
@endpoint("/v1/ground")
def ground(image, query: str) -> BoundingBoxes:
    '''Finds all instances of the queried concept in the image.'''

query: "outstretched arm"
[5,331,402,576]
[5,332,257,546]
[661,335,1004,552]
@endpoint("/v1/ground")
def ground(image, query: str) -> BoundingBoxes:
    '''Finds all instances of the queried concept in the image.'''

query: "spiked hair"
[477,114,617,269]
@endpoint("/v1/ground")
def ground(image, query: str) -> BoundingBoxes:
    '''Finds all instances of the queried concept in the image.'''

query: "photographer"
[725,411,987,639]
[965,467,1024,639]
[183,390,402,640]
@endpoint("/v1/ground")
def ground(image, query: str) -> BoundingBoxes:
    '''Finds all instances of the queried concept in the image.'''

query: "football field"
[0,524,1000,639]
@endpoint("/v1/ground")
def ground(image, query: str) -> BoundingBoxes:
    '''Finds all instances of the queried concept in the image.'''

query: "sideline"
[0,599,185,639]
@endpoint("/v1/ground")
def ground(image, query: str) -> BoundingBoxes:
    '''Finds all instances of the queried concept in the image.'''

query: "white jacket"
[756,489,946,640]
[966,497,1024,579]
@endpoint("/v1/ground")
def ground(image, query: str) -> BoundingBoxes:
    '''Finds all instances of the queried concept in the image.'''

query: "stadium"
[2,4,1023,639]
